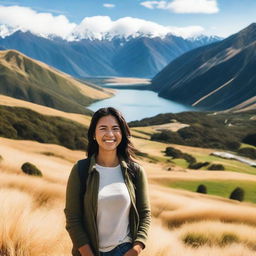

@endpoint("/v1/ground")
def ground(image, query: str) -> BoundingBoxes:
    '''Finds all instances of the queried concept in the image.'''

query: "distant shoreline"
[80,76,152,90]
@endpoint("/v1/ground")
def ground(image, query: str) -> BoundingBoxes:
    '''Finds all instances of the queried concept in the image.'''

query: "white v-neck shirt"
[96,164,132,252]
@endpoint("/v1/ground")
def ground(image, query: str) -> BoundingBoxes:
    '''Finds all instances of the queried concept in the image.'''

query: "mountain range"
[0,49,112,114]
[0,31,220,78]
[151,23,256,111]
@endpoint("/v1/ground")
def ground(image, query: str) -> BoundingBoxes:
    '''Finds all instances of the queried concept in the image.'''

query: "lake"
[88,89,193,122]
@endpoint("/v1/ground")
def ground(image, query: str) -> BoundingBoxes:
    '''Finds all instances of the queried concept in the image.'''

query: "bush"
[165,147,183,158]
[188,162,210,169]
[207,164,225,170]
[183,153,196,164]
[196,184,207,194]
[165,147,196,164]
[229,187,244,201]
[225,141,241,151]
[237,147,256,160]
[21,162,42,177]
[242,133,256,147]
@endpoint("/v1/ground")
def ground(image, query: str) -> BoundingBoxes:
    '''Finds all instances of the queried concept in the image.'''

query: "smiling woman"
[64,107,151,256]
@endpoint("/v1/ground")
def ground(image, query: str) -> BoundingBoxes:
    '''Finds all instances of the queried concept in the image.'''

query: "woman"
[64,107,151,256]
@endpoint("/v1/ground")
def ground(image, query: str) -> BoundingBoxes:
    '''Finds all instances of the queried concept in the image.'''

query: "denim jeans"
[99,242,132,256]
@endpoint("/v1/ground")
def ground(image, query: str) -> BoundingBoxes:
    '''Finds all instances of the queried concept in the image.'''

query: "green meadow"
[168,179,256,203]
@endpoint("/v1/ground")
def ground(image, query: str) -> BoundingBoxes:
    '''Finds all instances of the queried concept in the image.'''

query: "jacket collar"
[88,154,128,174]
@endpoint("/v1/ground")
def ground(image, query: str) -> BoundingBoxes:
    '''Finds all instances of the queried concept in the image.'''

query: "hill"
[0,105,88,150]
[151,23,256,111]
[0,50,112,114]
[129,110,256,151]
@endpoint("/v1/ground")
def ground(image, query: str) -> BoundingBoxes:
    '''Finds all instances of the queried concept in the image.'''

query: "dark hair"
[87,107,136,163]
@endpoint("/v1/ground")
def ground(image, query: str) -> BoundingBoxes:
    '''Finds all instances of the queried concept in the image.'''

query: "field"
[1,98,256,255]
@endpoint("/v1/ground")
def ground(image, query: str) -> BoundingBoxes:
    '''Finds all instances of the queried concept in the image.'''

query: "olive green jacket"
[64,155,151,256]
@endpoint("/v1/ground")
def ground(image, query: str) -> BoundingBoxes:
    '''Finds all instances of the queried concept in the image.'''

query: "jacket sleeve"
[134,165,151,248]
[64,163,90,249]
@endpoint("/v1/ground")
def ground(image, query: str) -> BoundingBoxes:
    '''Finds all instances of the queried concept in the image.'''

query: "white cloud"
[0,5,76,39]
[73,16,204,39]
[0,5,205,40]
[103,3,115,8]
[140,1,167,9]
[141,0,219,14]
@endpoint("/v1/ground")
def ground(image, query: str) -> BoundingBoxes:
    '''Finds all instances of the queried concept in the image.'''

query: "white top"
[96,164,132,252]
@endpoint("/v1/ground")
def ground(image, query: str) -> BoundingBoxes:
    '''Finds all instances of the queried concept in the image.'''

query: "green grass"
[168,180,256,203]
[172,158,188,168]
[240,143,256,149]
[166,148,256,176]
[192,154,256,175]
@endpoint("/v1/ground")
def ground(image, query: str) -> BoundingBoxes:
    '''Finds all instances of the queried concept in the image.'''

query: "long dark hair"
[87,107,136,163]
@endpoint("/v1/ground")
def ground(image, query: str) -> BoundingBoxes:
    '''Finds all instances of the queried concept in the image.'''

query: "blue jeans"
[99,242,132,256]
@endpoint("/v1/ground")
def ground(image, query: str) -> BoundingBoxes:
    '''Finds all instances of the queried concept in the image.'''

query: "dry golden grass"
[1,126,256,255]
[0,188,70,256]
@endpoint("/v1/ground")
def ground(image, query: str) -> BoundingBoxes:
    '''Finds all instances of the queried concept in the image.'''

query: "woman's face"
[94,115,122,153]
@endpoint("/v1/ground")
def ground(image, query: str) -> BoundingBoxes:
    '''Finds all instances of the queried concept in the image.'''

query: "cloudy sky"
[0,0,255,40]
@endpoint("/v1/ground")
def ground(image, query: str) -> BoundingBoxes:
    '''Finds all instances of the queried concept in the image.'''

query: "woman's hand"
[78,244,94,256]
[124,242,143,256]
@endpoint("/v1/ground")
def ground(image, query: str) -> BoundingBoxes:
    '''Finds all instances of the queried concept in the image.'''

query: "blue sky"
[0,0,255,38]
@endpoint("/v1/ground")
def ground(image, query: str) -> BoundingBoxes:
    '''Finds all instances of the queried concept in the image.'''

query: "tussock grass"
[178,221,256,250]
[0,188,70,256]
[160,206,256,228]
[0,172,65,207]
[141,219,256,256]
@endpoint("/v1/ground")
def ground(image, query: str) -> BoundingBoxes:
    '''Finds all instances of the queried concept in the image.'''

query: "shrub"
[242,133,256,147]
[207,164,225,170]
[21,162,42,177]
[188,162,210,169]
[237,147,256,160]
[165,147,196,165]
[165,147,183,158]
[151,130,183,144]
[225,141,241,151]
[196,184,207,194]
[229,187,244,201]
[183,153,196,164]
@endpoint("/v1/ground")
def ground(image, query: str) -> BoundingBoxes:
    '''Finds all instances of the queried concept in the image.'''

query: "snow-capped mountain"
[0,27,221,78]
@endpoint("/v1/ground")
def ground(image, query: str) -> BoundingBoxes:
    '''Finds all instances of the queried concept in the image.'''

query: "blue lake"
[88,89,193,122]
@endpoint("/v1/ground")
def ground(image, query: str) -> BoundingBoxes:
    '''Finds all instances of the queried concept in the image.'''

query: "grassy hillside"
[0,50,113,114]
[0,105,88,150]
[130,111,256,151]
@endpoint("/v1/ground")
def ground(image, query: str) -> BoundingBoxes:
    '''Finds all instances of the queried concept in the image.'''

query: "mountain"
[0,49,112,114]
[151,23,256,111]
[0,31,220,78]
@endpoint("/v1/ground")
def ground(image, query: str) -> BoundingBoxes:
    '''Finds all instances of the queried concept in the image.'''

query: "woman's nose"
[105,129,114,136]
